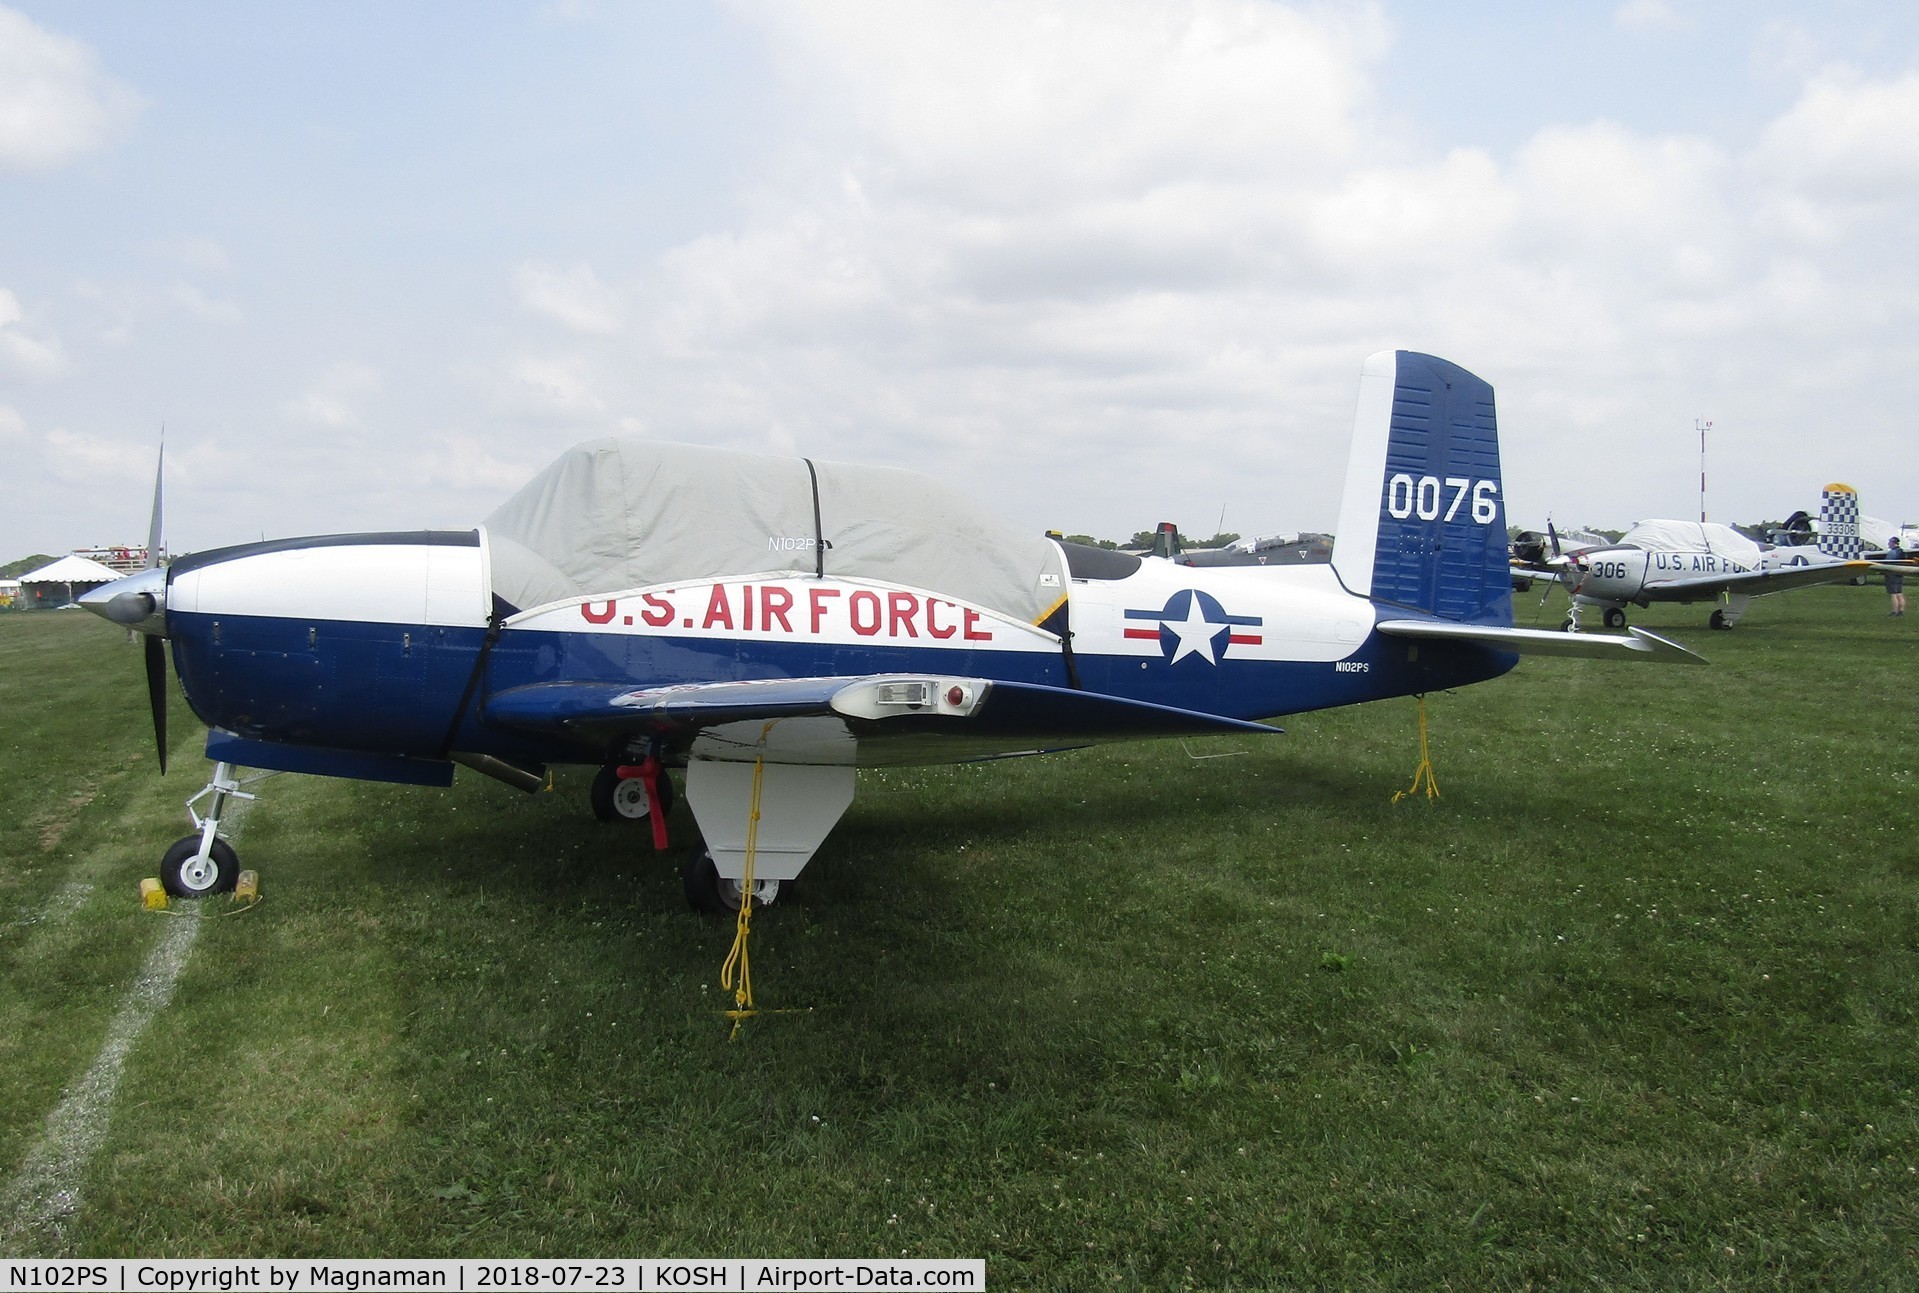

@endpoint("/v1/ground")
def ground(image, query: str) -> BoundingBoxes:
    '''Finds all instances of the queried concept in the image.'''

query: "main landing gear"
[590,762,676,823]
[1561,604,1627,632]
[681,844,781,914]
[591,762,783,913]
[159,761,275,897]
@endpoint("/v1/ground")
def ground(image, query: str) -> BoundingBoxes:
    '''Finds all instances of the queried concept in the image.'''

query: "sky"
[4,0,1919,562]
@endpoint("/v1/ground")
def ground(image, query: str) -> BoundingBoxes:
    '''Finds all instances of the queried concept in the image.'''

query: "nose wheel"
[160,834,240,897]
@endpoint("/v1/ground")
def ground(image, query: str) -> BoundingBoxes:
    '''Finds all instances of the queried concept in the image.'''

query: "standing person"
[1887,537,1907,617]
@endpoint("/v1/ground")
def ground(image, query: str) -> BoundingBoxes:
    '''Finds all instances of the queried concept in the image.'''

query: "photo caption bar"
[1,1261,984,1293]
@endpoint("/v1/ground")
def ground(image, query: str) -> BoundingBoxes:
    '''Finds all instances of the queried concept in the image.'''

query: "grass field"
[1,591,1914,1287]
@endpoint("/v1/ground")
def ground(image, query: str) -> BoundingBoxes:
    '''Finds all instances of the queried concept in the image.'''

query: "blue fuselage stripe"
[169,612,1516,764]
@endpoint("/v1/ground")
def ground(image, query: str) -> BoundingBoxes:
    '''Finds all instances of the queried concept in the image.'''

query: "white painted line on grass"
[1,785,255,1255]
[0,913,199,1252]
[11,880,95,929]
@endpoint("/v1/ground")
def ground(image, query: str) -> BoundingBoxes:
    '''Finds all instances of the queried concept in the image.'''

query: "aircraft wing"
[1376,620,1707,664]
[1640,561,1872,600]
[483,674,1280,765]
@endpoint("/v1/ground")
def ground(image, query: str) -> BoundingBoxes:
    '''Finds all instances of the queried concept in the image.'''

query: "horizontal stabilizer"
[1376,619,1706,664]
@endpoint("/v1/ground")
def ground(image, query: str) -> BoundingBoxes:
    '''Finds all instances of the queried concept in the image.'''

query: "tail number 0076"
[1386,474,1499,524]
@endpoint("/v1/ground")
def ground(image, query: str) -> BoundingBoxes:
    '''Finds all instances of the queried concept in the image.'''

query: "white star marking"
[1164,596,1224,664]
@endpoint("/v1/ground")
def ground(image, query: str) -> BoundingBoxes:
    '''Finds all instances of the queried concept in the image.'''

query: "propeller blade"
[143,433,169,774]
[146,435,165,569]
[1548,518,1561,558]
[144,634,169,774]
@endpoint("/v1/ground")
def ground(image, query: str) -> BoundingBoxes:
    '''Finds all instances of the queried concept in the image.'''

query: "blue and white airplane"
[84,351,1699,910]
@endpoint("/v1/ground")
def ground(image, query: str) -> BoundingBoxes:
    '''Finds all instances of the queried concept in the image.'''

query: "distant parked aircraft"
[1148,523,1334,568]
[1523,485,1874,631]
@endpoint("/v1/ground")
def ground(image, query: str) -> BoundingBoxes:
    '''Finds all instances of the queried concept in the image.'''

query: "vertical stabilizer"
[1818,483,1861,559]
[1331,351,1511,625]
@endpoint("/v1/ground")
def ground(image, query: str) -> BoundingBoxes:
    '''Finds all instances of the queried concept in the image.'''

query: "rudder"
[1331,350,1512,625]
[1817,483,1861,559]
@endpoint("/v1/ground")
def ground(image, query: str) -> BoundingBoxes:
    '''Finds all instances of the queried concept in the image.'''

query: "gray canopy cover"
[483,439,1067,624]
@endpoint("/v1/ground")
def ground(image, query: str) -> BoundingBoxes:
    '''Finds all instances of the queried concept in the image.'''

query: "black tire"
[1561,616,1576,632]
[160,834,240,898]
[681,845,781,914]
[591,763,674,823]
[1603,607,1627,629]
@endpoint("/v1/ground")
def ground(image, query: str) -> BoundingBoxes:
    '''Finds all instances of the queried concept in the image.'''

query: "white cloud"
[1613,0,1691,36]
[638,2,1530,525]
[154,236,234,274]
[1751,67,1919,201]
[0,403,25,442]
[504,354,607,417]
[537,0,604,23]
[0,287,68,378]
[284,362,381,429]
[0,6,143,170]
[750,0,1388,208]
[21,2,1914,555]
[166,282,244,325]
[402,435,542,493]
[514,261,625,334]
[42,426,149,485]
[604,1,1919,539]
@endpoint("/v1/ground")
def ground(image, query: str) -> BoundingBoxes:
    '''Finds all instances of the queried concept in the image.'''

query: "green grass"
[2,591,1915,1287]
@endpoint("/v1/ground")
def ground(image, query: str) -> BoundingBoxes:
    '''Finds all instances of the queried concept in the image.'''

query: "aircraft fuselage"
[163,529,1516,775]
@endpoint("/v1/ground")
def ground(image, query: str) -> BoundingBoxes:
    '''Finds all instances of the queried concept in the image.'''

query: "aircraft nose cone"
[80,568,169,636]
[1562,555,1589,593]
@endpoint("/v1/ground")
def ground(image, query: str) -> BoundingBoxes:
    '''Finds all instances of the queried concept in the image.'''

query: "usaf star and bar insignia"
[1122,589,1263,665]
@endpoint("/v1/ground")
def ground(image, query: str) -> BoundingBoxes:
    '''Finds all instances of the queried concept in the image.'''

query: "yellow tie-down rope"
[719,745,769,1039]
[1392,694,1441,804]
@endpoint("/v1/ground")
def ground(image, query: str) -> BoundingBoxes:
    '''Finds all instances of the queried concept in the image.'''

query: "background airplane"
[1509,523,1611,592]
[1149,524,1335,568]
[84,351,1700,914]
[1526,485,1875,631]
[1772,506,1919,556]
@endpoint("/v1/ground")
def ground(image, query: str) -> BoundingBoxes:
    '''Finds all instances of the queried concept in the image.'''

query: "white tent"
[18,554,123,608]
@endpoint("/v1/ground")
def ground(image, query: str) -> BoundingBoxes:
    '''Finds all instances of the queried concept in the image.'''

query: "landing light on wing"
[833,676,986,720]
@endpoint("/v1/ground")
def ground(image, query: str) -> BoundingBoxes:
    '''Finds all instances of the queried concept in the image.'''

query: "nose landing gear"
[158,761,276,897]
